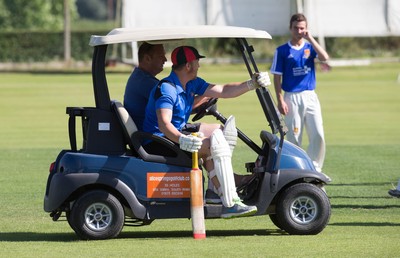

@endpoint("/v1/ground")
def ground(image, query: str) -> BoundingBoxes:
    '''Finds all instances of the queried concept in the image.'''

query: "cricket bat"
[190,150,206,239]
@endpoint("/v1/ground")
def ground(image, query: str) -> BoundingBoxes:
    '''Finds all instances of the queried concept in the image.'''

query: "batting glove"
[247,72,271,90]
[179,134,203,153]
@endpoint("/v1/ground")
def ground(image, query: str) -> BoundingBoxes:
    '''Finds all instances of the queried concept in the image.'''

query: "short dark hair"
[290,13,307,28]
[138,42,161,62]
[172,63,186,71]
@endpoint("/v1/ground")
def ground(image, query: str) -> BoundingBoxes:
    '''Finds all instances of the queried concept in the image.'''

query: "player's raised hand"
[247,72,271,90]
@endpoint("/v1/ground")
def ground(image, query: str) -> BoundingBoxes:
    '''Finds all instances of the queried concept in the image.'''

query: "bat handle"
[192,151,198,169]
[191,133,199,169]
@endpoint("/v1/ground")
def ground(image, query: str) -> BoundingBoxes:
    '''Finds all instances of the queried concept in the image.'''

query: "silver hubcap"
[85,203,112,231]
[289,196,318,224]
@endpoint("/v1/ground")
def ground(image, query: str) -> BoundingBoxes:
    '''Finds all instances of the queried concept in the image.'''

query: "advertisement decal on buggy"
[147,172,191,198]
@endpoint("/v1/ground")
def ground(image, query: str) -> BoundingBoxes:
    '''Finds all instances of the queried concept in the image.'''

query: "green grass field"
[0,62,399,257]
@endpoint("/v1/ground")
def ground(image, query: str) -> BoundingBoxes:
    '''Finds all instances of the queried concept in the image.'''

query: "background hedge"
[0,31,399,62]
[0,31,105,62]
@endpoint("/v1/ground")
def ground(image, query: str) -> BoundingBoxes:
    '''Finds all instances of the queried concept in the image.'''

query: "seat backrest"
[111,100,192,167]
[113,100,138,151]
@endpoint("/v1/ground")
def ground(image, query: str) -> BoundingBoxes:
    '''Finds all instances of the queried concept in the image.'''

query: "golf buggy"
[44,26,331,240]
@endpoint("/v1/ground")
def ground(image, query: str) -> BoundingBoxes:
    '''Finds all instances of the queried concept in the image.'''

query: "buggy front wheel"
[275,183,331,235]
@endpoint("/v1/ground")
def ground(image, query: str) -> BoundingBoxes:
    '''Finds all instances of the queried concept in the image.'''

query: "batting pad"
[223,115,238,153]
[211,129,238,207]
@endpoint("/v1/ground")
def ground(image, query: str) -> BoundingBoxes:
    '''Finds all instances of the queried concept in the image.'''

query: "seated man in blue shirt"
[124,42,167,130]
[143,46,271,218]
[124,42,209,130]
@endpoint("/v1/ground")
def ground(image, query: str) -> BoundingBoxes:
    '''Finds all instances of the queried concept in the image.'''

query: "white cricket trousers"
[284,90,325,171]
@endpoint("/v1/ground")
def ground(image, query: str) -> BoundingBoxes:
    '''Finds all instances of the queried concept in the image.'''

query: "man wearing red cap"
[143,46,270,218]
[124,43,209,130]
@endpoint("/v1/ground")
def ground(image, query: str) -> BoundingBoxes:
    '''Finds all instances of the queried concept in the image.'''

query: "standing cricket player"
[270,13,330,172]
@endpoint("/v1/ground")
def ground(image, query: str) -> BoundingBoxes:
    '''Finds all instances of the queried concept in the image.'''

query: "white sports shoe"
[221,199,257,219]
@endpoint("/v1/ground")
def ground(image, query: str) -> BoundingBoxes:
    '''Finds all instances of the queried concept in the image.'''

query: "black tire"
[69,190,125,240]
[269,214,284,230]
[275,183,331,235]
[66,211,76,232]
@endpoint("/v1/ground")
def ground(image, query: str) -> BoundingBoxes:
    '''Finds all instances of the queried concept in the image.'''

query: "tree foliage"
[0,0,77,31]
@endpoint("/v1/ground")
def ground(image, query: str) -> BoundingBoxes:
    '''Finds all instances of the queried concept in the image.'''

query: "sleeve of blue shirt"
[194,77,209,96]
[270,48,284,75]
[155,82,177,110]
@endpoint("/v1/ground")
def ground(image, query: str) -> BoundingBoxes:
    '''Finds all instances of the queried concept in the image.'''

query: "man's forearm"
[273,75,284,103]
[308,36,329,62]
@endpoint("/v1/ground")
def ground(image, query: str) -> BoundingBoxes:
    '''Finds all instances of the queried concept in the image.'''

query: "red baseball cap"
[171,46,205,66]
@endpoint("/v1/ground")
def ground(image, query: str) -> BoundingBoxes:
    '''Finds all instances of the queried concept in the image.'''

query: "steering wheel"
[192,97,218,122]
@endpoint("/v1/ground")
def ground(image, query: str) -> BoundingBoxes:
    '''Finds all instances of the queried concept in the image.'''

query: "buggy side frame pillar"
[92,45,111,111]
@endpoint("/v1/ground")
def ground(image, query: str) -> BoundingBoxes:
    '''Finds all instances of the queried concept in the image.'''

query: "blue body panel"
[58,152,191,202]
[280,140,315,171]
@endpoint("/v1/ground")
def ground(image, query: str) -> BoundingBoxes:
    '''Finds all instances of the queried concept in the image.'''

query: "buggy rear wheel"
[69,190,124,240]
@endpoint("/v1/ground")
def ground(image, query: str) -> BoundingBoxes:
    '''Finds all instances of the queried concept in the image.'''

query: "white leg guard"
[210,129,239,207]
[223,115,237,154]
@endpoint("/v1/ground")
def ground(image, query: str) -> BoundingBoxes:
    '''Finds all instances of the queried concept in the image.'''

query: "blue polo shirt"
[143,71,209,136]
[270,41,317,92]
[123,67,159,130]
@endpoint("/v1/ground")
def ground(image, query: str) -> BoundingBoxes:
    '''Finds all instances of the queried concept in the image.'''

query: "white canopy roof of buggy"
[89,25,271,46]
